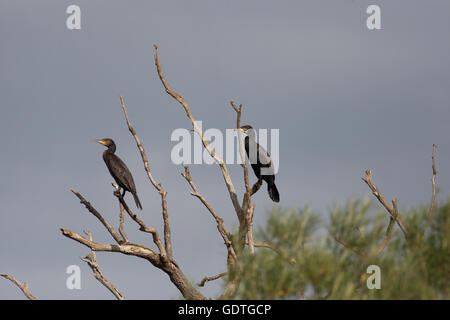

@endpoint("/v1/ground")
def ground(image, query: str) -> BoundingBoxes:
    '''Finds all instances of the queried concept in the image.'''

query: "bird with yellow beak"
[93,138,142,209]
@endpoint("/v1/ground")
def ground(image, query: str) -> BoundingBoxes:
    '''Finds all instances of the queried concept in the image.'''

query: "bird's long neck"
[244,130,258,162]
[106,143,116,154]
[246,129,257,143]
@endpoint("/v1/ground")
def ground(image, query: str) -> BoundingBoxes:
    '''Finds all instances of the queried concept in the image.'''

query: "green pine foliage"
[228,197,450,299]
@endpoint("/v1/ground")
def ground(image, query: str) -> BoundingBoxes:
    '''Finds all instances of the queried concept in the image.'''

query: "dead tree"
[333,145,438,257]
[1,46,438,300]
[57,45,279,300]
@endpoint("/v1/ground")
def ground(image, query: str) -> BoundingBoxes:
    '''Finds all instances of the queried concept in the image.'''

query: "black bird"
[93,138,142,210]
[238,125,280,202]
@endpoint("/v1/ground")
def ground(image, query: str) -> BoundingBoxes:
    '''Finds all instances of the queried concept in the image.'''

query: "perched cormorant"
[93,138,142,210]
[238,125,280,202]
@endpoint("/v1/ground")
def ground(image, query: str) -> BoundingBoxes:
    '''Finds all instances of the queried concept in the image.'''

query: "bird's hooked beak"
[92,139,107,145]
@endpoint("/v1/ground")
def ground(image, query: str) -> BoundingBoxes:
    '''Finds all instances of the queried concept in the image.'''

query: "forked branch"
[114,190,169,264]
[0,273,37,300]
[80,230,125,300]
[230,100,252,199]
[230,100,255,251]
[362,170,408,237]
[120,95,173,260]
[181,164,238,262]
[154,44,241,217]
[71,189,124,244]
[61,226,205,299]
[376,199,398,256]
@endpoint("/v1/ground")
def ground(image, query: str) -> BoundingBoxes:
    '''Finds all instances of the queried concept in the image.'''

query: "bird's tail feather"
[133,192,143,210]
[268,182,280,203]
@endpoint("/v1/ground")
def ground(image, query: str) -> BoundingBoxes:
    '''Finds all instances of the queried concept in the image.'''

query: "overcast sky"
[1,1,449,299]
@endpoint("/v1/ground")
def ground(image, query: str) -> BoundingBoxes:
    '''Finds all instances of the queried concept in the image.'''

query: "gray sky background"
[1,1,449,299]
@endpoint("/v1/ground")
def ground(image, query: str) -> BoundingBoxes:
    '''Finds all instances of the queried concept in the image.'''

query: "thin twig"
[61,228,160,260]
[114,191,169,264]
[247,204,255,255]
[154,45,241,300]
[112,182,129,244]
[118,202,128,244]
[80,230,125,300]
[71,189,123,244]
[423,144,437,238]
[181,164,238,262]
[119,95,158,189]
[119,95,173,260]
[230,100,255,252]
[154,44,241,217]
[362,170,408,237]
[376,199,398,256]
[230,100,252,198]
[253,241,283,255]
[0,274,37,300]
[198,272,228,287]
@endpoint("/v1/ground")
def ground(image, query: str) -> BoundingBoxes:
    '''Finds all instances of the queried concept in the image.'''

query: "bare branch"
[362,170,408,237]
[253,241,283,255]
[114,191,169,264]
[0,274,37,300]
[181,164,238,262]
[376,199,398,256]
[80,231,125,300]
[61,228,205,300]
[111,182,129,244]
[119,95,158,189]
[159,190,171,258]
[119,94,173,260]
[247,203,255,255]
[424,144,438,238]
[230,100,256,253]
[118,202,128,244]
[230,100,262,268]
[198,272,227,287]
[71,189,124,244]
[61,228,161,262]
[154,44,241,217]
[230,100,252,198]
